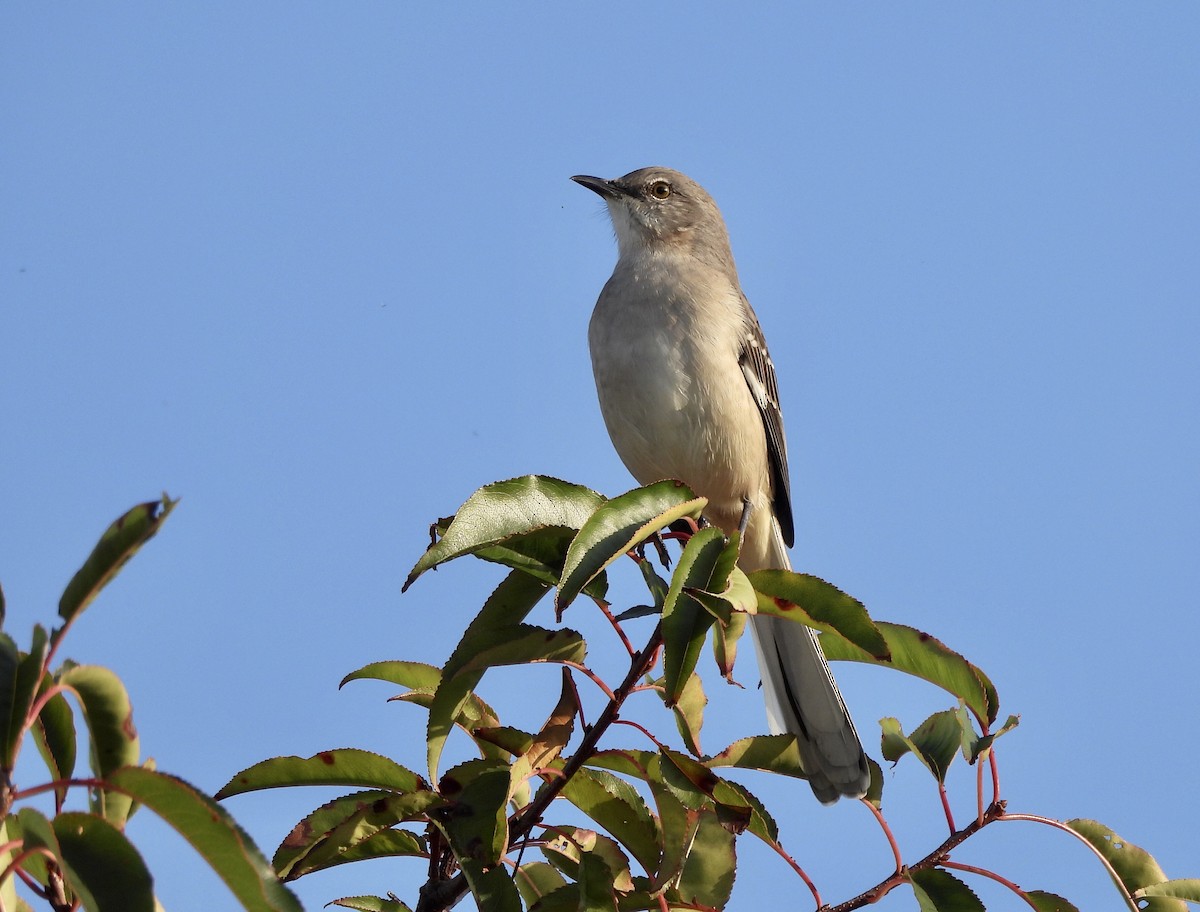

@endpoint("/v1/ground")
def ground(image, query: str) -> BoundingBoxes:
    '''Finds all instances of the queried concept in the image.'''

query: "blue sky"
[2,4,1197,910]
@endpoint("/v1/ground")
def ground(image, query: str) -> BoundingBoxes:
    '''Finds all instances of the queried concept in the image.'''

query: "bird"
[572,166,870,803]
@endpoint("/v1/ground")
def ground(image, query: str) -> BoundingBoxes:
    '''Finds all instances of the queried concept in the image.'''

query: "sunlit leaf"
[217,749,425,800]
[341,660,441,692]
[515,861,568,908]
[403,476,606,591]
[274,790,439,879]
[1026,890,1081,912]
[58,664,139,823]
[879,711,964,782]
[53,812,155,912]
[748,571,887,659]
[558,767,660,875]
[427,570,550,779]
[33,690,77,797]
[821,621,998,725]
[58,496,176,628]
[676,810,736,908]
[436,758,511,868]
[908,868,985,911]
[1066,819,1185,912]
[1137,881,1200,902]
[108,767,302,912]
[557,481,705,614]
[329,896,412,912]
[705,734,806,779]
[661,529,725,707]
[648,775,698,891]
[667,671,706,757]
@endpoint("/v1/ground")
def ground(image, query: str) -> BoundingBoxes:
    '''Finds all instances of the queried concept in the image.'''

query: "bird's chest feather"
[587,263,766,499]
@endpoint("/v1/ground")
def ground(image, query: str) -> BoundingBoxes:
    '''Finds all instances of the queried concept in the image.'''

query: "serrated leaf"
[436,758,511,868]
[661,529,724,707]
[57,664,138,823]
[428,570,550,779]
[273,789,439,879]
[1026,890,1081,912]
[509,670,577,808]
[403,476,606,590]
[53,812,155,912]
[676,810,736,907]
[109,767,301,912]
[557,481,705,614]
[880,711,964,782]
[454,625,585,676]
[822,621,999,725]
[58,496,176,628]
[648,775,699,891]
[0,632,21,770]
[1137,880,1200,902]
[474,526,608,598]
[516,861,568,908]
[341,660,441,691]
[33,690,77,797]
[748,571,887,659]
[908,868,985,911]
[962,710,1020,762]
[705,734,806,779]
[329,897,412,912]
[667,671,706,756]
[217,749,425,800]
[1067,819,1185,911]
[712,611,748,684]
[558,767,661,875]
[864,756,885,809]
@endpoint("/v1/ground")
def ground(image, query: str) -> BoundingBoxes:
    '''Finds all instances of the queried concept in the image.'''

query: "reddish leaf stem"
[939,859,1042,910]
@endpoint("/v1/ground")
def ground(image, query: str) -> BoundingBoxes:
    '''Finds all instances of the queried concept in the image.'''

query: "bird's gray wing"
[738,306,794,547]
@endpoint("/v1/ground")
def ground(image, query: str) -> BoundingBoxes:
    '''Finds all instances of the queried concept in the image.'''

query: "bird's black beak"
[571,174,622,199]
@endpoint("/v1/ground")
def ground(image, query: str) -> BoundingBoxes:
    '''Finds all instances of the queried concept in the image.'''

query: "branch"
[825,801,1007,911]
[415,622,665,912]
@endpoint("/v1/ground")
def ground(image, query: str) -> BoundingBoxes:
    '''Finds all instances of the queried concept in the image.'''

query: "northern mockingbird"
[573,166,870,803]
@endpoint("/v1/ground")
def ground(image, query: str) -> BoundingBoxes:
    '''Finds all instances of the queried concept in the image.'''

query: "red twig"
[939,860,1042,910]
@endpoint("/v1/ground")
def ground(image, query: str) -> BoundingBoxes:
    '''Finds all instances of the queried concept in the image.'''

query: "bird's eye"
[649,180,672,200]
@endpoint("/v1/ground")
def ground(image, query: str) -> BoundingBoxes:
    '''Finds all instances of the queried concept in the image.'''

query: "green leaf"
[460,864,523,912]
[0,632,21,770]
[427,570,551,779]
[108,767,302,912]
[863,756,885,809]
[712,610,748,684]
[676,810,736,908]
[329,897,412,912]
[661,528,725,707]
[748,571,888,659]
[648,775,698,891]
[58,496,176,628]
[53,812,155,912]
[341,660,441,691]
[217,749,425,799]
[705,734,807,779]
[1067,819,1185,911]
[453,625,585,676]
[435,758,511,868]
[403,476,606,590]
[1026,891,1081,912]
[274,790,439,880]
[516,861,568,908]
[0,815,22,912]
[57,664,139,823]
[2,628,49,768]
[33,690,77,791]
[557,481,705,614]
[666,671,706,757]
[879,711,965,782]
[908,868,985,911]
[821,621,999,726]
[1137,880,1200,902]
[558,767,661,875]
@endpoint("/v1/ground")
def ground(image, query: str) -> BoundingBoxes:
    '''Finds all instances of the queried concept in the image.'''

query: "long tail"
[743,519,870,803]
